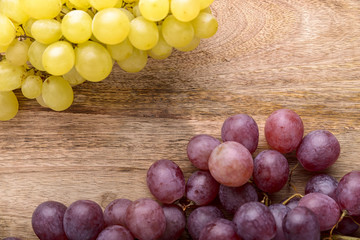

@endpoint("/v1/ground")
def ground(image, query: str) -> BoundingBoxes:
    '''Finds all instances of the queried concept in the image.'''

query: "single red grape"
[336,171,360,215]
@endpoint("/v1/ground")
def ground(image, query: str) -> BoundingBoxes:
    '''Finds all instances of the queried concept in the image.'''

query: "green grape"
[114,0,123,7]
[0,60,25,91]
[36,94,48,108]
[42,41,75,76]
[61,10,93,44]
[5,39,29,66]
[0,91,19,121]
[0,44,9,53]
[192,12,218,38]
[120,8,135,21]
[0,14,16,46]
[28,41,48,71]
[63,66,86,86]
[171,0,200,22]
[132,3,142,17]
[129,16,159,50]
[139,0,169,22]
[21,75,42,99]
[0,0,29,24]
[24,18,36,37]
[31,19,62,44]
[20,0,62,19]
[106,38,134,61]
[201,7,212,14]
[90,0,118,10]
[199,0,214,10]
[176,36,200,52]
[162,15,194,48]
[42,76,73,111]
[75,41,113,82]
[148,26,172,60]
[117,48,148,73]
[92,8,130,45]
[69,0,91,9]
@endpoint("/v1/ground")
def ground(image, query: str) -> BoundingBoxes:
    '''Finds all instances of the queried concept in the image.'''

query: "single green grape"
[171,0,200,22]
[0,14,16,46]
[0,60,25,91]
[107,38,134,61]
[176,36,200,52]
[42,76,74,111]
[24,18,36,37]
[148,26,172,60]
[192,12,218,38]
[69,0,91,9]
[6,39,29,66]
[199,0,214,10]
[139,0,169,22]
[129,16,159,51]
[36,94,48,108]
[63,67,86,87]
[42,41,75,76]
[114,0,123,7]
[28,41,48,71]
[0,0,29,24]
[61,10,93,44]
[162,15,194,48]
[20,0,62,19]
[31,19,62,44]
[21,75,43,99]
[117,48,148,73]
[0,91,19,121]
[90,0,118,10]
[119,8,135,21]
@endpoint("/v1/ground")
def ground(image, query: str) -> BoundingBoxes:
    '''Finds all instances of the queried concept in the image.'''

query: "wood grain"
[1,0,360,238]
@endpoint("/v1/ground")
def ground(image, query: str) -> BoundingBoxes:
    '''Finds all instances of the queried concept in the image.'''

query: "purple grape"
[187,206,224,240]
[187,134,221,170]
[158,205,186,240]
[221,114,259,154]
[31,201,67,240]
[96,225,133,240]
[265,109,304,153]
[125,198,166,240]
[282,196,301,210]
[298,192,340,231]
[233,202,276,240]
[199,218,241,240]
[104,198,132,227]
[186,170,220,206]
[218,183,258,214]
[253,150,289,193]
[336,171,360,215]
[305,174,338,200]
[336,217,359,236]
[269,204,291,240]
[296,130,340,171]
[147,159,185,204]
[63,200,105,240]
[283,206,320,240]
[3,238,22,240]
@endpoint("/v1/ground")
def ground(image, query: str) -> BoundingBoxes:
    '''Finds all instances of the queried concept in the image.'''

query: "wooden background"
[0,0,360,239]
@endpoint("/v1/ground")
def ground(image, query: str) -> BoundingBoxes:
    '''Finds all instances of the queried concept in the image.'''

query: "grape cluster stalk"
[0,0,219,121]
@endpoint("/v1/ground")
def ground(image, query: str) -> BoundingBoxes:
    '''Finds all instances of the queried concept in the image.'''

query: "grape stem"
[282,193,303,205]
[261,192,271,206]
[288,162,299,188]
[327,235,360,240]
[349,216,360,227]
[326,210,347,240]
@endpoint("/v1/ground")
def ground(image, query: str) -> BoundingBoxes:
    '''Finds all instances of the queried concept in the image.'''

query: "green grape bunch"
[0,0,219,121]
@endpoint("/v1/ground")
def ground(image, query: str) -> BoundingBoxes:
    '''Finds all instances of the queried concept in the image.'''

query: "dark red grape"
[233,202,276,240]
[269,204,291,240]
[221,114,259,154]
[147,159,185,204]
[298,192,340,231]
[187,205,224,240]
[218,183,258,214]
[253,150,289,193]
[186,170,220,206]
[199,218,241,240]
[63,200,105,240]
[104,198,132,227]
[125,198,166,240]
[305,174,338,200]
[283,206,320,240]
[208,141,253,187]
[187,134,221,170]
[31,201,67,240]
[96,225,133,240]
[296,130,340,171]
[336,171,360,215]
[336,217,359,236]
[265,109,304,153]
[158,205,186,240]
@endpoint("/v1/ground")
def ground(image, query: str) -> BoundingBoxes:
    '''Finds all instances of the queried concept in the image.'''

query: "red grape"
[3,238,22,240]
[158,205,186,240]
[336,217,359,236]
[336,171,360,215]
[265,109,304,153]
[269,204,291,240]
[305,174,338,200]
[208,141,253,187]
[104,198,132,227]
[199,218,241,240]
[96,225,133,240]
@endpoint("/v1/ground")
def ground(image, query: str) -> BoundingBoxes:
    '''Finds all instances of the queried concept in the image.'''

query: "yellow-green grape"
[148,26,172,60]
[132,3,142,17]
[106,38,133,61]
[42,76,73,111]
[0,14,16,46]
[114,0,123,7]
[24,18,36,37]
[0,60,25,91]
[124,0,137,3]
[31,19,62,45]
[0,44,9,53]
[171,0,200,22]
[201,6,212,14]
[92,8,130,45]
[0,0,29,24]
[61,10,93,44]
[120,8,135,21]
[69,0,91,9]
[42,41,75,76]
[28,41,48,71]
[63,66,86,86]
[129,16,159,50]
[36,94,48,108]
[20,0,62,19]
[139,0,169,22]
[5,39,29,66]
[75,41,113,82]
[90,0,118,10]
[162,15,194,48]
[199,0,214,10]
[192,12,218,38]
[117,48,148,73]
[176,36,200,52]
[21,75,42,99]
[0,91,19,121]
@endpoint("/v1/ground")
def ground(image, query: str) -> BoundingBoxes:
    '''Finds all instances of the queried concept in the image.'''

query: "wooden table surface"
[1,0,360,239]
